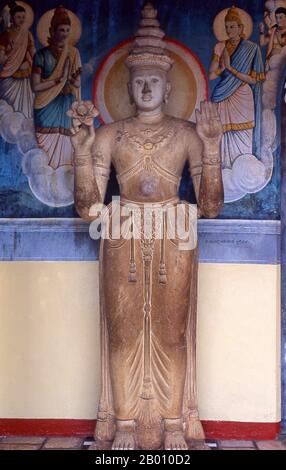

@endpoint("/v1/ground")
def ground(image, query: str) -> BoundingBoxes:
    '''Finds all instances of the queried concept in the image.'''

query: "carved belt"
[120,197,179,286]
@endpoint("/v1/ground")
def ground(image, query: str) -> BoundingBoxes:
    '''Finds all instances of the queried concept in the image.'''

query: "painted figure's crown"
[51,5,71,29]
[225,6,242,24]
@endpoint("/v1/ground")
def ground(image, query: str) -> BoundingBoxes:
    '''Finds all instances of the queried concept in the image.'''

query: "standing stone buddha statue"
[70,3,224,450]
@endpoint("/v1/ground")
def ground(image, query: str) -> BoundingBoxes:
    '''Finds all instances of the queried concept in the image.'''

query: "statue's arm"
[74,125,112,221]
[187,103,224,218]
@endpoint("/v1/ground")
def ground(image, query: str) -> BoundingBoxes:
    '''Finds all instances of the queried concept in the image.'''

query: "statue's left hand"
[67,101,99,153]
[195,101,223,143]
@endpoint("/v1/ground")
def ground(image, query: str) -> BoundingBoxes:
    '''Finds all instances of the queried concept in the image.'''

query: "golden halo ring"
[93,38,208,124]
[4,1,34,30]
[37,8,82,47]
[213,7,253,42]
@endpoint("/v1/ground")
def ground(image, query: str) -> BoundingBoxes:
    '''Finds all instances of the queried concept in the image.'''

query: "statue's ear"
[127,82,134,105]
[166,81,171,95]
[164,81,171,104]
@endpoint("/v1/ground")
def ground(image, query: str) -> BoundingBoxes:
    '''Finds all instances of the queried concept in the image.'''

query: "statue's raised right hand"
[195,101,223,144]
[67,101,99,154]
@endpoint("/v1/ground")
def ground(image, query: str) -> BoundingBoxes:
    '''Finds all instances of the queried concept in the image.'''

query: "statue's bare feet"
[112,431,136,450]
[185,414,205,441]
[112,420,137,450]
[164,431,188,450]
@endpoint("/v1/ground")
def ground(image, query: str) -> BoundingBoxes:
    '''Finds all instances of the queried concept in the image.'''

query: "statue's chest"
[112,121,179,172]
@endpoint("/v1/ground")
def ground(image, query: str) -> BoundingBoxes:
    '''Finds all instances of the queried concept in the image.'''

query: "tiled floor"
[0,436,285,450]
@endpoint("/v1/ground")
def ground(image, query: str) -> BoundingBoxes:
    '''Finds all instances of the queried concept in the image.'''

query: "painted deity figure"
[32,6,81,170]
[0,1,35,119]
[259,7,286,65]
[70,4,224,451]
[209,6,264,170]
[0,5,10,33]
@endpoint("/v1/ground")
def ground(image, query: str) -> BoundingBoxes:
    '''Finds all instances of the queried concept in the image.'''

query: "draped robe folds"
[0,28,34,118]
[97,201,198,449]
[92,120,203,449]
[33,44,81,169]
[211,39,264,169]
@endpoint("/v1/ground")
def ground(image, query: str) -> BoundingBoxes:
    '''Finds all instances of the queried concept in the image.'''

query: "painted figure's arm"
[209,42,225,81]
[70,111,111,221]
[222,48,257,85]
[19,33,36,73]
[259,21,270,46]
[0,39,11,64]
[188,102,224,218]
[28,32,36,58]
[69,68,81,89]
[69,49,81,88]
[20,32,36,72]
[0,48,7,64]
[31,57,70,93]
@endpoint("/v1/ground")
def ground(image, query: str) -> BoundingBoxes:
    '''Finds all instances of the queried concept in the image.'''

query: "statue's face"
[12,12,26,27]
[53,24,71,44]
[225,21,242,39]
[276,13,286,29]
[129,68,169,112]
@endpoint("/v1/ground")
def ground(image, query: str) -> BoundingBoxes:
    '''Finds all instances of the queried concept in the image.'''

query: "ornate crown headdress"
[125,2,173,72]
[50,5,71,30]
[225,5,242,25]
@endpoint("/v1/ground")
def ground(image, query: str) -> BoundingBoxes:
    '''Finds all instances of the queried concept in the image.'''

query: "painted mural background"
[0,0,283,218]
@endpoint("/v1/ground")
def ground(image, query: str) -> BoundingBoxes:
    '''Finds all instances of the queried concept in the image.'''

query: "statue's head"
[128,66,171,113]
[125,3,173,113]
[49,6,71,45]
[224,6,244,40]
[8,1,26,28]
[275,7,286,29]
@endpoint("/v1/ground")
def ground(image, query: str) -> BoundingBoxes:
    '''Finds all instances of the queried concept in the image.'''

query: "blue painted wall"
[0,0,280,219]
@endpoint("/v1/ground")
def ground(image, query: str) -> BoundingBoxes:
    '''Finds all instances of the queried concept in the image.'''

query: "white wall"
[0,261,281,422]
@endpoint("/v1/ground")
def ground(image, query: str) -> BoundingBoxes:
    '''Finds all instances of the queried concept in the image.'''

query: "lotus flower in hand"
[67,100,99,127]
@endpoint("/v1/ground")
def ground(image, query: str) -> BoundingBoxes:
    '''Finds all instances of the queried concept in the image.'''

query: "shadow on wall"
[281,67,286,433]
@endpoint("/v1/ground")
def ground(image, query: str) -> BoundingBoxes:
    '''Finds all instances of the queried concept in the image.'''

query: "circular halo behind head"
[94,38,207,124]
[213,7,253,41]
[37,7,81,46]
[4,1,34,29]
